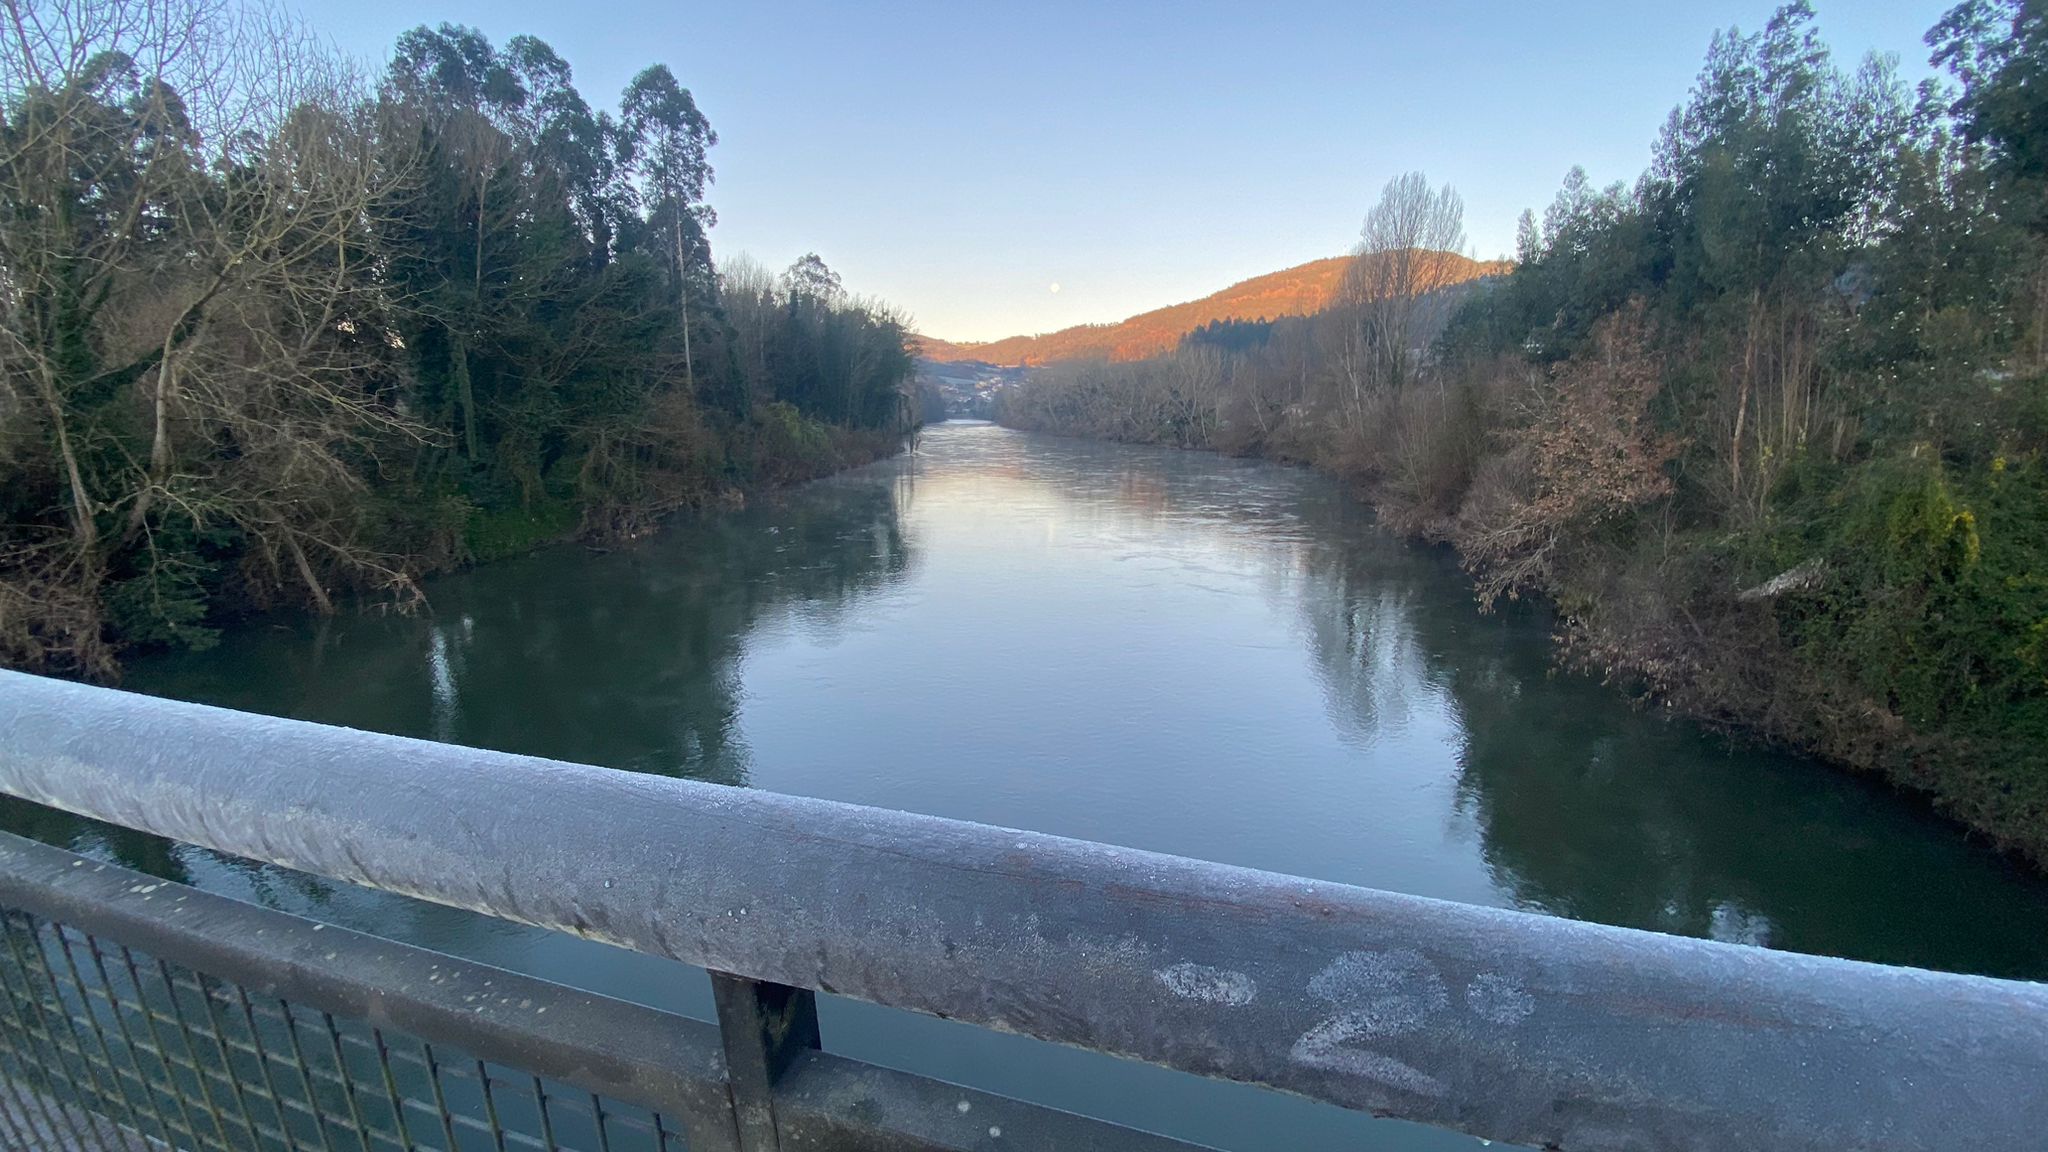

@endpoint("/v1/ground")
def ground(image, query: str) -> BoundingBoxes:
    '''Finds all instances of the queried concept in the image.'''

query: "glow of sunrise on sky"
[303,0,1952,342]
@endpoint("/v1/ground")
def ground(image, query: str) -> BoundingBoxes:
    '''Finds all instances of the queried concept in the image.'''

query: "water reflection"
[1434,616,2048,977]
[1264,449,2048,979]
[18,421,2048,976]
[119,475,913,786]
[7,421,2048,1152]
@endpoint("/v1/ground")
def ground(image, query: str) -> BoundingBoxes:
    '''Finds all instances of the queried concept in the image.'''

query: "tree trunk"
[125,335,181,543]
[1731,291,1761,509]
[34,365,97,559]
[675,224,694,394]
[453,334,478,461]
[285,532,335,615]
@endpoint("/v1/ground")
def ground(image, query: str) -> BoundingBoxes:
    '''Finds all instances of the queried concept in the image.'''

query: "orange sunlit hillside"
[916,252,1507,366]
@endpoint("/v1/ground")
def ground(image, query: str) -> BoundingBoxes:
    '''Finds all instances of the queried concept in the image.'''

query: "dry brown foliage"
[1454,303,1680,606]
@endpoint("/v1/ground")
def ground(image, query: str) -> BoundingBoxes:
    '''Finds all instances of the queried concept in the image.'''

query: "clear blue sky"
[304,0,1952,342]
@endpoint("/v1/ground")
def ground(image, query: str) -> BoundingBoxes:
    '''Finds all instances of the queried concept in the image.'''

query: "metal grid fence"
[0,909,684,1152]
[0,830,1210,1152]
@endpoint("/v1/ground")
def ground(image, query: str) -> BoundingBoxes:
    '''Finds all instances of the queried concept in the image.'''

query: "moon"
[1048,282,1061,294]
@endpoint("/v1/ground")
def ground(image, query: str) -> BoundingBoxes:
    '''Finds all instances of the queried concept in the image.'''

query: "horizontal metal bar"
[0,830,735,1139]
[0,1074,159,1152]
[3,670,2047,1151]
[0,831,1219,1152]
[773,1050,1211,1152]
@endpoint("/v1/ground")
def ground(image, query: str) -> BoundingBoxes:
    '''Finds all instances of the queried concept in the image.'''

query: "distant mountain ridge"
[916,252,1505,366]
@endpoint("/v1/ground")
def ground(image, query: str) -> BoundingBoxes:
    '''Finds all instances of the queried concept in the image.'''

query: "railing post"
[710,972,819,1152]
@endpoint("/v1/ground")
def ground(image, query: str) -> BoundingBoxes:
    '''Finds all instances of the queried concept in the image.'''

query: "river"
[11,420,2048,1151]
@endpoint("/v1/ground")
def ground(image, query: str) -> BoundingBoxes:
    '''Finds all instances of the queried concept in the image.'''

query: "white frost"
[1155,961,1257,1006]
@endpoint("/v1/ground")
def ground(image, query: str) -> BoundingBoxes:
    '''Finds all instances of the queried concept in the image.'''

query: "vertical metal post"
[709,973,818,1152]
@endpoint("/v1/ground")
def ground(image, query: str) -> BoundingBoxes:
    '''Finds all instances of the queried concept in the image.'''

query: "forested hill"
[919,254,1506,365]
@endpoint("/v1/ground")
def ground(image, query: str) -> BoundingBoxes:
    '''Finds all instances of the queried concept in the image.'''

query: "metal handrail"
[2,668,2046,1152]
[0,829,1205,1152]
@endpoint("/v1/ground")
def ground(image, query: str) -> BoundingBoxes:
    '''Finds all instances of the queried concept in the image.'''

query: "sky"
[303,0,1955,342]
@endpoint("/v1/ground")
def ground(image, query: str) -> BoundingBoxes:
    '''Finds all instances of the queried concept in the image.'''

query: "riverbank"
[52,419,2048,1152]
[996,389,2048,874]
[1386,441,2046,877]
[105,420,2048,986]
[0,18,922,683]
[4,411,911,684]
[992,3,2048,872]
[464,421,909,564]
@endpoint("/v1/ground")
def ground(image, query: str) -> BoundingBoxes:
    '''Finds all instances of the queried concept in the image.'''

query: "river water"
[14,421,2048,1150]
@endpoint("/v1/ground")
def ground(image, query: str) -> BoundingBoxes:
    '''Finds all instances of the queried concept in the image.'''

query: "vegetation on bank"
[0,0,918,678]
[1001,1,2048,865]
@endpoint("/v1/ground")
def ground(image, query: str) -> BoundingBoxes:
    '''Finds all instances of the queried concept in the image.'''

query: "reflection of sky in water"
[15,420,2045,1152]
[737,426,1496,908]
[427,615,472,741]
[100,421,2048,982]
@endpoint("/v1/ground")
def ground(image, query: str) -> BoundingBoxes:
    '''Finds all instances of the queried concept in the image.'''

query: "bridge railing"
[0,668,2044,1152]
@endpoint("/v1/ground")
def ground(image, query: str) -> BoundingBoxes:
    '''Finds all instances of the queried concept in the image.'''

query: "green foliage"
[1773,452,2047,741]
[1933,0,2048,229]
[1002,1,2048,864]
[755,401,836,464]
[463,499,581,563]
[1471,3,2048,859]
[1182,318,1273,354]
[734,402,902,487]
[0,9,916,677]
[102,566,219,654]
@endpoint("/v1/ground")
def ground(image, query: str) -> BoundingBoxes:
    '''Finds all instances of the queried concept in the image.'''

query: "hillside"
[918,252,1505,365]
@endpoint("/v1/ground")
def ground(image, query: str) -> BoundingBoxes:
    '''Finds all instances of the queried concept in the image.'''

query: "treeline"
[0,0,917,677]
[1002,1,2048,864]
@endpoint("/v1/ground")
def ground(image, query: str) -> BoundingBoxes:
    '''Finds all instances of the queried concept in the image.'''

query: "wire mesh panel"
[0,831,1227,1152]
[0,909,687,1152]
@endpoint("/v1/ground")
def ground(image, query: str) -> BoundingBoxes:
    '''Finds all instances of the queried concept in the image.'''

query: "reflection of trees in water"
[1295,554,1436,748]
[4,478,914,884]
[1247,478,1453,751]
[1274,504,1802,938]
[1277,528,1761,942]
[1433,619,1865,949]
[1268,483,2048,978]
[1443,635,1759,937]
[348,477,914,786]
[18,428,2048,979]
[1399,569,2048,977]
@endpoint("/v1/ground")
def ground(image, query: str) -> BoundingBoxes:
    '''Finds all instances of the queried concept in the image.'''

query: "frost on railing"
[3,669,2048,1152]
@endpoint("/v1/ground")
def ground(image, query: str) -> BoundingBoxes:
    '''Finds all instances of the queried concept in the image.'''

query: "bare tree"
[145,88,429,612]
[719,253,778,395]
[1344,172,1469,398]
[0,0,427,667]
[1161,347,1223,447]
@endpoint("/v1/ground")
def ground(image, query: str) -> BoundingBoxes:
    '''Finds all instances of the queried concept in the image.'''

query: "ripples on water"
[15,421,2048,1151]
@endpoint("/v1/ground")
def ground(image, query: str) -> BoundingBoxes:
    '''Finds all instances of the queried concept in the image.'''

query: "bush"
[464,499,581,564]
[1778,452,2048,746]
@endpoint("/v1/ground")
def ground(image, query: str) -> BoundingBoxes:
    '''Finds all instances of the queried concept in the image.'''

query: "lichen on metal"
[3,669,2047,1152]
